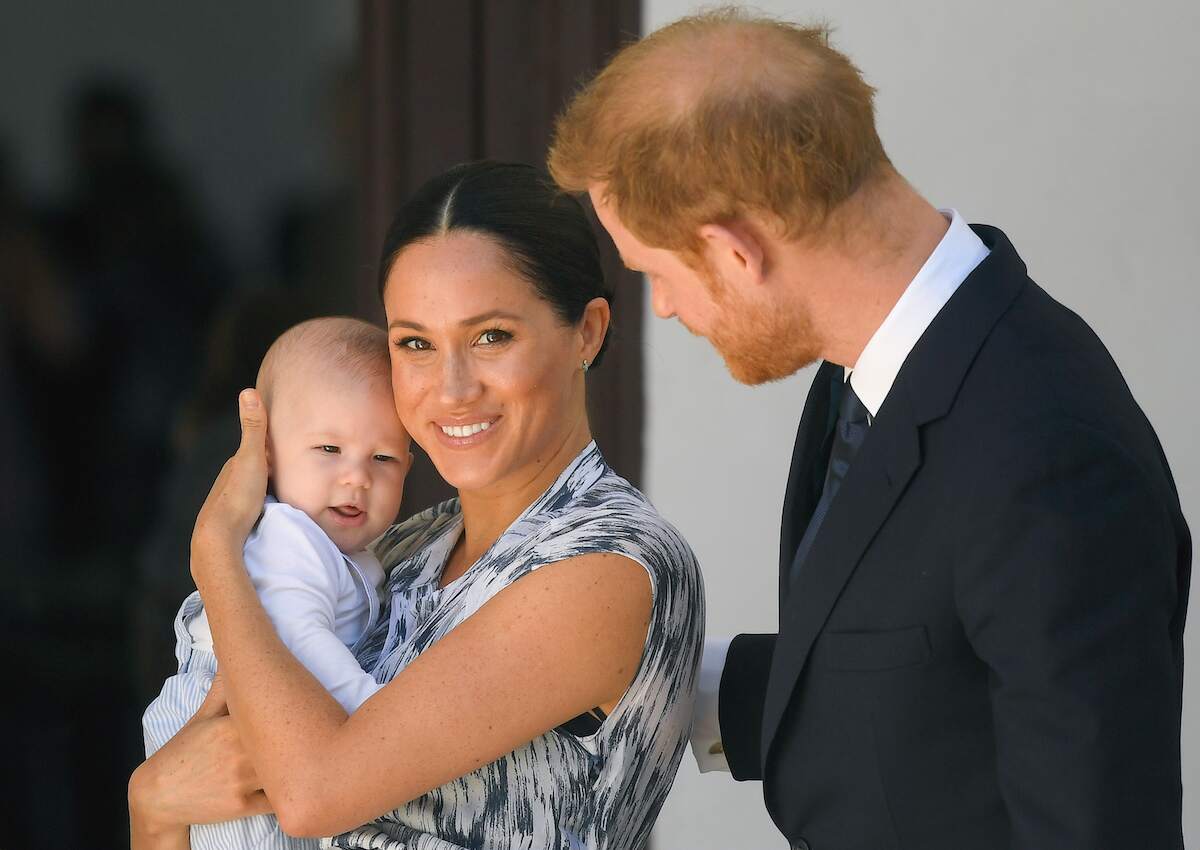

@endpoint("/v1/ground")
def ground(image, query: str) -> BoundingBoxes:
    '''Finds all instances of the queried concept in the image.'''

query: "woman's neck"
[441,421,594,585]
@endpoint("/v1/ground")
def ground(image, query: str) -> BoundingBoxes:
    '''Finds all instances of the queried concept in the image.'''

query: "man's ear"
[698,220,768,287]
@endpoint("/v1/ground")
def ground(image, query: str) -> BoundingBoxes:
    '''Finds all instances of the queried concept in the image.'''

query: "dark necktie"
[787,380,871,591]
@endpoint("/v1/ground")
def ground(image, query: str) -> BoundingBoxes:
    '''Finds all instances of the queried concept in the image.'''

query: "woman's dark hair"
[377,160,614,368]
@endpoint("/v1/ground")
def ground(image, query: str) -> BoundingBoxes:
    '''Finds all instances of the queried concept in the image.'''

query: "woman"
[129,161,705,849]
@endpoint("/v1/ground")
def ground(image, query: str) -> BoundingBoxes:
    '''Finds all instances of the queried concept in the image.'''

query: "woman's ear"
[578,296,612,364]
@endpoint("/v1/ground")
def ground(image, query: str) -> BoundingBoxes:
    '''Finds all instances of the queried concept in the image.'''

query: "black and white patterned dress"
[329,442,704,850]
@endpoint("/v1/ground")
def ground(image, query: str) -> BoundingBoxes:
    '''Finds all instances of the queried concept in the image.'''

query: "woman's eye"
[476,328,512,345]
[398,336,432,351]
[318,445,340,454]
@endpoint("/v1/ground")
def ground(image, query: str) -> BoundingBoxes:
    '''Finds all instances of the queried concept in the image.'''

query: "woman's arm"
[193,392,654,838]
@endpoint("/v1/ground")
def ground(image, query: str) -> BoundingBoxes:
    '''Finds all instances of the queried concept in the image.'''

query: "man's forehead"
[586,187,632,244]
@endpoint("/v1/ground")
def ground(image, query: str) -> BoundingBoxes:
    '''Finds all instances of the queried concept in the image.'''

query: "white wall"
[642,2,1200,848]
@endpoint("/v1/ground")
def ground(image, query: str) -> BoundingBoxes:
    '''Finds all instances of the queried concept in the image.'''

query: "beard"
[699,269,821,385]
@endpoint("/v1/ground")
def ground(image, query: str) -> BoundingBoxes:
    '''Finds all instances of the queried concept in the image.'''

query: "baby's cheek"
[380,476,407,522]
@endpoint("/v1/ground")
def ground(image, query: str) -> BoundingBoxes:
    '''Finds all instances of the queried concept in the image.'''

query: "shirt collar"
[846,209,990,417]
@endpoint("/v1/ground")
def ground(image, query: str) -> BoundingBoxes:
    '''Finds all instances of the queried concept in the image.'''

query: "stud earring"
[581,359,591,374]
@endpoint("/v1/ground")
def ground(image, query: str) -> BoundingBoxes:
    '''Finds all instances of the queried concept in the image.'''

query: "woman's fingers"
[192,389,271,557]
[236,389,268,467]
[191,674,229,722]
[241,790,274,818]
[131,714,273,827]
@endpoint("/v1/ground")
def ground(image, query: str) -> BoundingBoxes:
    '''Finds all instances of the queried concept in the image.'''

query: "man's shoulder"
[935,292,1173,505]
[955,278,1137,427]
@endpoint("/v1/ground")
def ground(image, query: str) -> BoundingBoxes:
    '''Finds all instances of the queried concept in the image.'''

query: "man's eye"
[398,337,432,351]
[318,445,340,454]
[476,328,512,345]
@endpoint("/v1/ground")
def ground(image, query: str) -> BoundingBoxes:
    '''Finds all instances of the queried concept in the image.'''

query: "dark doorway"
[359,0,645,515]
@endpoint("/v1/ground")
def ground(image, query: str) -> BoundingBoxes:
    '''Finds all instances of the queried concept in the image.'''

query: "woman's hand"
[129,677,272,848]
[192,389,270,580]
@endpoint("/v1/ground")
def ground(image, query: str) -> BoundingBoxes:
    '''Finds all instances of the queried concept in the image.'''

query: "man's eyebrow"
[388,310,523,332]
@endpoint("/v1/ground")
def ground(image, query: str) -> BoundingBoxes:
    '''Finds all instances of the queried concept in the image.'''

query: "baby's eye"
[318,445,340,454]
[373,454,395,463]
[476,328,512,345]
[397,336,432,351]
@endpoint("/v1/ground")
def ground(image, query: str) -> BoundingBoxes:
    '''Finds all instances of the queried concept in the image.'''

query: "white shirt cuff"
[690,635,733,773]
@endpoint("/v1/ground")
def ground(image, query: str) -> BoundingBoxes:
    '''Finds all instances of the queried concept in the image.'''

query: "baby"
[142,316,410,850]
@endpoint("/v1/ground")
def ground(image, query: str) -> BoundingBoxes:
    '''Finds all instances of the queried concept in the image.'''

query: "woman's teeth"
[441,421,491,438]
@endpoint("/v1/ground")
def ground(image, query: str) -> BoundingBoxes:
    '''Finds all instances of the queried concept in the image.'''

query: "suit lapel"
[778,361,841,587]
[761,387,922,768]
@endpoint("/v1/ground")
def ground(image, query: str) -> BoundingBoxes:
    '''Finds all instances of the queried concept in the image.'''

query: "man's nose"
[650,279,676,319]
[438,350,483,406]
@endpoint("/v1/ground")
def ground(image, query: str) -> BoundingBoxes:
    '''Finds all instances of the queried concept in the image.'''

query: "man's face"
[589,186,720,335]
[268,372,411,553]
[589,185,818,385]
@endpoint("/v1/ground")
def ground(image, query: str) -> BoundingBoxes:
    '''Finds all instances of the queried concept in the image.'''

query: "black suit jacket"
[719,225,1191,850]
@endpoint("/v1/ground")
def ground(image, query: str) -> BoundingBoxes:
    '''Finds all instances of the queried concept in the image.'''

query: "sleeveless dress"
[328,442,704,850]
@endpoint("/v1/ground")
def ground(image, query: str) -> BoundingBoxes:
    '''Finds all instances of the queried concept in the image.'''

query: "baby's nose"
[341,462,371,488]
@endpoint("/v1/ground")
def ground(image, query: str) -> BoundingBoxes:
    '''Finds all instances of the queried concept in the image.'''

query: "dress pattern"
[329,442,704,850]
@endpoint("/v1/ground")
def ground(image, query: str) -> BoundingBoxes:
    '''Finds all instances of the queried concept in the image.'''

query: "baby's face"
[267,373,410,553]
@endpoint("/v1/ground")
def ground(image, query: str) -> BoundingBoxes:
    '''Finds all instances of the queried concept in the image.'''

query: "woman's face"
[382,230,594,496]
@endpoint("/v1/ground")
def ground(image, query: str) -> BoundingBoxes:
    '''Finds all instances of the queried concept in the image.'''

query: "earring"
[581,359,591,374]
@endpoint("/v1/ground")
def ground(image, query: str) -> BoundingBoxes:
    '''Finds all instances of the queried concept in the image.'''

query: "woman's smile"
[439,417,499,441]
[433,415,502,448]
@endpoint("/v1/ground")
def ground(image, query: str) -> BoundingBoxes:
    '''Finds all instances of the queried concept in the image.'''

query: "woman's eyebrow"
[388,310,522,332]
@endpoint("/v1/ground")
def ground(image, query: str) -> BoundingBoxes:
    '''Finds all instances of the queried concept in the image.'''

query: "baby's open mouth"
[332,505,363,519]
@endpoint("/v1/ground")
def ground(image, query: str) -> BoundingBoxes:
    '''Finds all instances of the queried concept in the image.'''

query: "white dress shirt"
[691,209,989,772]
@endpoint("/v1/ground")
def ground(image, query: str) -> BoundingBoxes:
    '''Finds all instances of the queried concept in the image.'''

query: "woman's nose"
[438,350,483,407]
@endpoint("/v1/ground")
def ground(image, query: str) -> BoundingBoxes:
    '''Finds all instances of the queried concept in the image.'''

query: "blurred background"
[0,2,1196,849]
[0,3,642,846]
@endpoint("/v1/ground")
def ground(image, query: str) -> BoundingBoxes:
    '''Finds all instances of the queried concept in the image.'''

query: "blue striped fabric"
[142,591,320,850]
[331,442,705,850]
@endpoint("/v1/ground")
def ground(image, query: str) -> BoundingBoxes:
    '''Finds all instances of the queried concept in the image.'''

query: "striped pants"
[142,591,321,850]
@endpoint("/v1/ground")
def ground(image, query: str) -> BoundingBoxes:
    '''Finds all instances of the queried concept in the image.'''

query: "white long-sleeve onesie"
[142,498,385,849]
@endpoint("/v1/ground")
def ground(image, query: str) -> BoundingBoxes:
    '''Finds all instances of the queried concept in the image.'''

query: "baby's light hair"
[257,316,390,408]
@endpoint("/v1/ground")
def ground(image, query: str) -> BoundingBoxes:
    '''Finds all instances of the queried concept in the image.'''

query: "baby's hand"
[192,389,270,567]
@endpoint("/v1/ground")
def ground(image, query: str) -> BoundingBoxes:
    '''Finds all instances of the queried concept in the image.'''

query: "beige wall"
[641,2,1200,847]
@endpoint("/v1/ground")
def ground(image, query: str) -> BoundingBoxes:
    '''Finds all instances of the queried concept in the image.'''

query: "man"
[549,9,1190,850]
